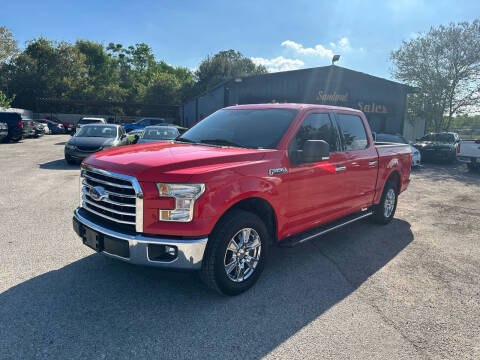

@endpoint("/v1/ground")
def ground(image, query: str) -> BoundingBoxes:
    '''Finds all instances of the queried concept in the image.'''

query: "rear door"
[286,112,349,234]
[334,112,378,212]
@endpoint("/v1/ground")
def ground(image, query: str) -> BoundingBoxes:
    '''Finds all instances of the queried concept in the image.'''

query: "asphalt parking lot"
[1,135,479,359]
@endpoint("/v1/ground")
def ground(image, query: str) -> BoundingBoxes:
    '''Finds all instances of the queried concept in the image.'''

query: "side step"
[279,210,373,248]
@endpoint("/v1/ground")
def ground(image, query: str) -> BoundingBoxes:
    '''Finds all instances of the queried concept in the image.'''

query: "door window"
[289,113,339,165]
[336,114,368,151]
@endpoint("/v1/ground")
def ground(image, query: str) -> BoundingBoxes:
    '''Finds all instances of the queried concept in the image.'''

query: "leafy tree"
[195,50,267,94]
[0,90,14,108]
[4,38,88,111]
[0,26,18,64]
[144,72,181,104]
[391,20,480,131]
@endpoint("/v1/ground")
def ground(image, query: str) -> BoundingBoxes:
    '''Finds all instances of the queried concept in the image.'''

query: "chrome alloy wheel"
[224,228,262,283]
[384,188,396,218]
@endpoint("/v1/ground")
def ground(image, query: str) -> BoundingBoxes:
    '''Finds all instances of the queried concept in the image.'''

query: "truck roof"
[225,103,363,113]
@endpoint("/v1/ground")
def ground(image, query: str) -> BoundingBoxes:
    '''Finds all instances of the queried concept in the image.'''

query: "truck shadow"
[0,219,413,359]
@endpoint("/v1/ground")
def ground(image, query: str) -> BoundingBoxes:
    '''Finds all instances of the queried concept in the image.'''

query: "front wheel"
[200,210,268,295]
[371,181,398,225]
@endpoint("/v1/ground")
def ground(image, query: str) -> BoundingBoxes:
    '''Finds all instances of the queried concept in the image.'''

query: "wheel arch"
[212,197,278,244]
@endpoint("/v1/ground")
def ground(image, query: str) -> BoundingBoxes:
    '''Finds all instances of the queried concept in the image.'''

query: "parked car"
[43,115,74,134]
[457,139,480,171]
[0,122,8,141]
[72,104,412,295]
[0,112,23,142]
[36,119,64,134]
[32,121,45,137]
[136,125,180,144]
[375,133,421,167]
[65,124,129,164]
[21,119,35,138]
[414,132,460,163]
[123,117,165,133]
[75,117,107,131]
[34,120,51,134]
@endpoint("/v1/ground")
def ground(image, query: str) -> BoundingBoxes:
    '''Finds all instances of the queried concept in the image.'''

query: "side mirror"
[303,140,330,163]
[371,131,377,142]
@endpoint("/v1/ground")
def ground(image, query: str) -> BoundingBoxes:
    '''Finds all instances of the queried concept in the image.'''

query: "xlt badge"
[268,167,288,176]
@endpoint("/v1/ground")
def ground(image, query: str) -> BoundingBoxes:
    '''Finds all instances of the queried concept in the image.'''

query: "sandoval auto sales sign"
[316,91,389,114]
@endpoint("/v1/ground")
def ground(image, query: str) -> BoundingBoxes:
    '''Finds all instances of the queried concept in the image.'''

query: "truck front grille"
[80,166,143,232]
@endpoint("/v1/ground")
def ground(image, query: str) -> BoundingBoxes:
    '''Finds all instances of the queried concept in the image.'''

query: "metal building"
[182,65,417,137]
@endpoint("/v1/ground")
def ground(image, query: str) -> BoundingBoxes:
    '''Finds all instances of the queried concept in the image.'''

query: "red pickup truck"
[73,104,411,295]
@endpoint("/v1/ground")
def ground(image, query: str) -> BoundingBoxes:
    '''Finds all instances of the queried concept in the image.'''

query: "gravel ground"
[0,135,479,359]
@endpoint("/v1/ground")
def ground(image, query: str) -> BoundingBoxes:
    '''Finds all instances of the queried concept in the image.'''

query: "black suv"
[0,112,23,142]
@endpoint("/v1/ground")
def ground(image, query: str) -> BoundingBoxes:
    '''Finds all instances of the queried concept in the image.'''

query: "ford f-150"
[72,104,411,295]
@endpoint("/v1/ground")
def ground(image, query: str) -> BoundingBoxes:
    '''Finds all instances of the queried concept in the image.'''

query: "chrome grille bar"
[81,187,135,207]
[82,180,137,198]
[82,202,136,225]
[83,173,134,189]
[82,195,136,216]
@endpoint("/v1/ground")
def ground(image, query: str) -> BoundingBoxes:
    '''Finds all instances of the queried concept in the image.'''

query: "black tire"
[371,180,398,225]
[467,163,478,172]
[200,210,269,296]
[65,155,76,165]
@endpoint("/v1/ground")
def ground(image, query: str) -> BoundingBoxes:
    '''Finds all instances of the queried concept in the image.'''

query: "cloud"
[281,40,334,58]
[251,56,305,72]
[282,37,359,58]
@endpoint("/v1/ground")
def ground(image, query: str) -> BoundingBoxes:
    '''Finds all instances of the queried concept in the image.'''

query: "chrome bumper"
[73,208,208,270]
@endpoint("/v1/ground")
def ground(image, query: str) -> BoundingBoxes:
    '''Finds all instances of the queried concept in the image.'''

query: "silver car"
[136,125,180,144]
[64,124,129,164]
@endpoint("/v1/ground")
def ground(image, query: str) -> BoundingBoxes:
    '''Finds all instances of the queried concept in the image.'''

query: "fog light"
[148,244,178,261]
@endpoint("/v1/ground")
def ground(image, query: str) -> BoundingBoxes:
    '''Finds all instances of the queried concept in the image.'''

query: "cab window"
[289,113,339,166]
[336,114,368,151]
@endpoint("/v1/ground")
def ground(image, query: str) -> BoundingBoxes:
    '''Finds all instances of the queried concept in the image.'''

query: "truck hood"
[83,142,270,182]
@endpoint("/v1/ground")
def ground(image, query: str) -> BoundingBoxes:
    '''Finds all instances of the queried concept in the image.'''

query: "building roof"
[186,65,416,104]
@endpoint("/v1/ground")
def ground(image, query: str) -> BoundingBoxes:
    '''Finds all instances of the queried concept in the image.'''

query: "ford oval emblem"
[89,186,106,201]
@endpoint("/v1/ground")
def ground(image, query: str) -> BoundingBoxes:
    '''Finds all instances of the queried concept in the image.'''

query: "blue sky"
[2,0,479,80]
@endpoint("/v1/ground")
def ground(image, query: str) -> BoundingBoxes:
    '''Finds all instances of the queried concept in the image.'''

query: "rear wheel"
[200,210,268,296]
[371,180,398,225]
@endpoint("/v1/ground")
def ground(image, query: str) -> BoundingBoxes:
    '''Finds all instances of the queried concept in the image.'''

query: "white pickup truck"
[457,139,480,171]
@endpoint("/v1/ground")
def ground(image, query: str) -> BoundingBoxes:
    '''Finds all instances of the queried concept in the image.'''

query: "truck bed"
[374,142,412,196]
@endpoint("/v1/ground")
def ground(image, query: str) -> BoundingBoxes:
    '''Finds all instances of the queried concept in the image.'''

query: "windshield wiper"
[198,139,247,148]
[175,137,197,143]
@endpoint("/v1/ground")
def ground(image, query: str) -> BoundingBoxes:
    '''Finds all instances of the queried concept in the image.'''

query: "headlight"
[156,183,205,222]
[65,144,75,150]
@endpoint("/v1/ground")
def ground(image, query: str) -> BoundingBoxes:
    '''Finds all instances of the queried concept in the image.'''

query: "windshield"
[421,133,455,143]
[75,126,117,138]
[178,109,298,149]
[376,134,407,143]
[142,127,179,140]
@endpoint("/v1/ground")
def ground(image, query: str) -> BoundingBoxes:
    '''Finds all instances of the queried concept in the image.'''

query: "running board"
[279,210,373,248]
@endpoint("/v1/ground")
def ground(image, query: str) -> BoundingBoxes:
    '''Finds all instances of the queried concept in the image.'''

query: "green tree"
[0,90,14,109]
[194,50,267,94]
[144,72,181,104]
[4,38,88,111]
[391,20,480,132]
[0,26,18,64]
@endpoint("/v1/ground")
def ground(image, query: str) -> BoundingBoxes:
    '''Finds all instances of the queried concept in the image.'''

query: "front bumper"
[65,148,99,160]
[73,208,208,270]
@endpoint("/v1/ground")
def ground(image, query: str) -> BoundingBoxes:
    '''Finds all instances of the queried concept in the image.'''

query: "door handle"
[368,161,377,166]
[335,166,346,172]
